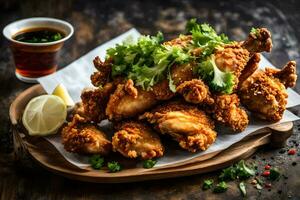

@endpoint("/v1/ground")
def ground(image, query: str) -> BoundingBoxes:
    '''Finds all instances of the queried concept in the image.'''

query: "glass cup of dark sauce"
[3,18,74,83]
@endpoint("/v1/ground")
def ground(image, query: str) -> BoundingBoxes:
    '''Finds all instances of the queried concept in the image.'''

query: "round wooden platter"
[9,84,294,183]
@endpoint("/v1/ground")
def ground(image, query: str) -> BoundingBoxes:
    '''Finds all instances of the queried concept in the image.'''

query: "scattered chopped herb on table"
[202,179,214,190]
[269,168,280,181]
[107,161,122,172]
[213,181,228,193]
[239,182,247,197]
[89,155,104,169]
[143,159,157,169]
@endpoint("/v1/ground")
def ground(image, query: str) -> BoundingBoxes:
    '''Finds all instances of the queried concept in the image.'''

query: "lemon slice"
[52,84,75,106]
[22,95,67,136]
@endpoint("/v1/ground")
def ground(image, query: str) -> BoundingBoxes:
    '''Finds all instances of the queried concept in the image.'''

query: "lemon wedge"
[22,95,67,136]
[52,84,75,106]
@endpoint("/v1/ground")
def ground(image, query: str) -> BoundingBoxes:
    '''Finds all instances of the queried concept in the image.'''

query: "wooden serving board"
[9,84,294,183]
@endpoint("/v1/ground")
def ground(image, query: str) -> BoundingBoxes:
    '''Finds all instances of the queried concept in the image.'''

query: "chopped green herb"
[198,55,235,94]
[107,161,122,172]
[239,182,247,197]
[250,27,259,37]
[143,159,157,169]
[107,32,190,91]
[269,168,280,181]
[219,160,255,181]
[213,181,228,193]
[89,155,104,169]
[186,18,231,59]
[202,179,214,190]
[219,165,237,181]
[236,160,255,179]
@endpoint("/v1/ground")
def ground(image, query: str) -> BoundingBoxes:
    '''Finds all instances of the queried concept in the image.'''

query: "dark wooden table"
[1,0,300,199]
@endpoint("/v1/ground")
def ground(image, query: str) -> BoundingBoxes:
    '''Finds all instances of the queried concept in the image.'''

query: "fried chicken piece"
[209,94,249,132]
[106,79,158,121]
[81,82,114,123]
[61,114,112,155]
[140,101,217,152]
[239,61,297,121]
[176,79,214,104]
[90,56,112,87]
[265,61,297,88]
[242,28,273,54]
[112,121,164,159]
[238,53,261,88]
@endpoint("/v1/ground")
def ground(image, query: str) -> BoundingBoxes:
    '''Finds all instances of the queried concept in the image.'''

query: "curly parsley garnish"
[213,181,228,193]
[202,179,214,190]
[107,161,122,173]
[105,19,235,94]
[143,159,157,169]
[89,155,104,169]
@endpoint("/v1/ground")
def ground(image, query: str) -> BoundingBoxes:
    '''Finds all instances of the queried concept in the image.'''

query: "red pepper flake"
[288,149,296,155]
[262,171,270,177]
[265,165,271,170]
[265,183,272,188]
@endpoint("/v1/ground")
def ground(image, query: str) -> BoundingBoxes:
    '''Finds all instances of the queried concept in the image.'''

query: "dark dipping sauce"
[13,27,65,43]
[11,27,66,78]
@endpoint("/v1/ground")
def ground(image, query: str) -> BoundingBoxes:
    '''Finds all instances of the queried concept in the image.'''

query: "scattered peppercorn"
[292,162,297,166]
[278,190,282,194]
[262,171,270,177]
[288,149,296,155]
[265,165,271,170]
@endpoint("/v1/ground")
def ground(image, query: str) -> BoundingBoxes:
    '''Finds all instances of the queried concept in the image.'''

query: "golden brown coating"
[106,79,158,121]
[239,61,297,121]
[265,61,297,88]
[163,35,193,48]
[140,101,217,152]
[112,121,164,159]
[238,53,261,89]
[242,28,273,54]
[90,56,112,87]
[81,83,114,123]
[209,94,249,132]
[214,43,250,89]
[61,114,112,155]
[176,79,214,104]
[171,62,197,86]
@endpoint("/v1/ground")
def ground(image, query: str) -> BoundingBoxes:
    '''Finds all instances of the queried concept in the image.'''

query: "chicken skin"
[176,79,214,104]
[239,61,297,121]
[61,114,112,155]
[112,121,164,159]
[140,101,217,152]
[81,82,114,123]
[208,94,249,132]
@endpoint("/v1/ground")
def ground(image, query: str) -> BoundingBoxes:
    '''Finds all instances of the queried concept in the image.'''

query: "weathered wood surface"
[1,0,300,199]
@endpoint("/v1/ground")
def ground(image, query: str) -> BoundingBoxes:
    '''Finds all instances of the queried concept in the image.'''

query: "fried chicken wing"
[106,79,158,121]
[208,94,249,132]
[81,82,114,123]
[112,121,164,159]
[239,61,297,121]
[140,101,217,152]
[61,114,112,155]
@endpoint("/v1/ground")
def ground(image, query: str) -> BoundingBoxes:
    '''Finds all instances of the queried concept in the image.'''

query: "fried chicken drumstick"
[239,61,297,121]
[140,101,217,152]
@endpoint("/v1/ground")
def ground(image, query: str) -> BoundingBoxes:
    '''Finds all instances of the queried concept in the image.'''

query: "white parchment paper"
[38,28,300,169]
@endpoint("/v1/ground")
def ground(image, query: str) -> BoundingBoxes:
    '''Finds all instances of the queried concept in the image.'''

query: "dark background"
[0,0,300,199]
